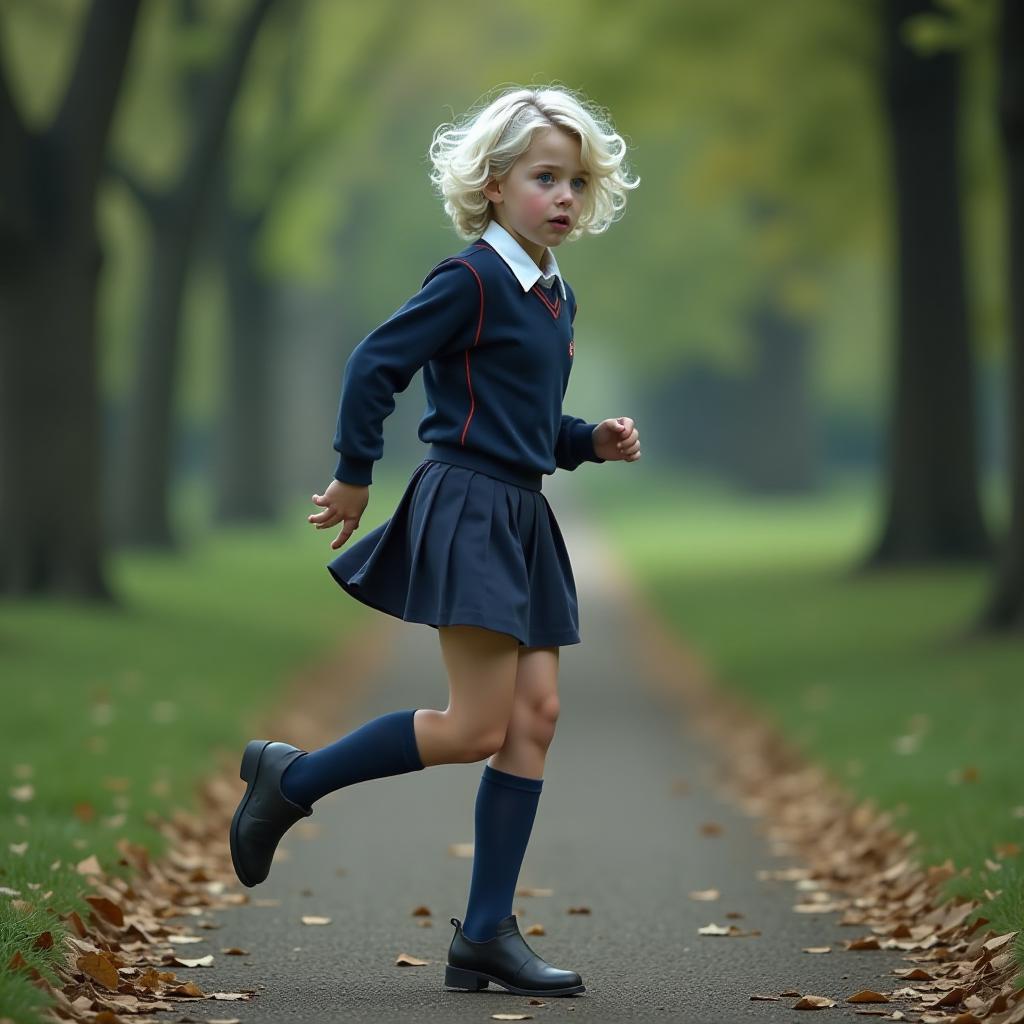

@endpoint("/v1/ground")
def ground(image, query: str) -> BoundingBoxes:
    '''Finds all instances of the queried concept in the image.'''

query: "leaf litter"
[627,587,1024,1023]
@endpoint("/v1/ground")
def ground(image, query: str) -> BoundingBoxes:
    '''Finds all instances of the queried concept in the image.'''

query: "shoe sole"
[444,964,585,996]
[229,739,272,888]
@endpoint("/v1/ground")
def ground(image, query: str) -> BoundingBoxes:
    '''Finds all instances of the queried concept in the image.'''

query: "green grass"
[0,472,408,1023]
[579,465,1024,970]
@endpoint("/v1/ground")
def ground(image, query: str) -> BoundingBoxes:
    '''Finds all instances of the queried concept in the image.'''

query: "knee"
[532,695,560,747]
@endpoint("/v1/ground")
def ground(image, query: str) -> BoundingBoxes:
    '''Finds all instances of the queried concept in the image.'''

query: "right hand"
[308,479,369,550]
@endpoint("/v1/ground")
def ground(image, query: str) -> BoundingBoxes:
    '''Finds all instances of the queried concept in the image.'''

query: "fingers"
[308,507,342,525]
[308,504,357,530]
[616,427,641,458]
[331,521,356,549]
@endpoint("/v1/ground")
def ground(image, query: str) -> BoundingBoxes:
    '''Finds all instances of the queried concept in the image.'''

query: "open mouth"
[549,216,570,227]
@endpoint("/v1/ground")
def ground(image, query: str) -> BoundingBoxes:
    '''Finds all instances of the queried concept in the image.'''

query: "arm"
[555,414,605,471]
[332,259,482,485]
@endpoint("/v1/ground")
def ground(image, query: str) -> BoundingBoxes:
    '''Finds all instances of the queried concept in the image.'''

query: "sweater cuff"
[571,421,605,465]
[334,453,373,486]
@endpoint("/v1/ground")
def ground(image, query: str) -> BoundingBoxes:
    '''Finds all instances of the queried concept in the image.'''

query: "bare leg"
[414,625,520,767]
[489,646,560,778]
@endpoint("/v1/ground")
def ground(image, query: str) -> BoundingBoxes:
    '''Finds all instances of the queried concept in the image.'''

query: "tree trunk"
[0,0,142,598]
[975,0,1024,631]
[110,0,276,548]
[863,0,990,566]
[733,291,820,494]
[211,186,278,523]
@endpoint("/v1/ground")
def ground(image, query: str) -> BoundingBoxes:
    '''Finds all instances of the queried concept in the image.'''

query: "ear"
[482,174,502,205]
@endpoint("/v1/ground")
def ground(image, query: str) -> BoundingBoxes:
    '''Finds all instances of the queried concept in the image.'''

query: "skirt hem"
[327,565,580,648]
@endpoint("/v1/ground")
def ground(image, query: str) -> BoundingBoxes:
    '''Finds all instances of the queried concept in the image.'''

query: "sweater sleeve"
[555,415,605,471]
[331,259,482,486]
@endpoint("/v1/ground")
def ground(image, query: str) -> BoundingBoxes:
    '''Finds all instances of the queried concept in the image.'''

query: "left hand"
[593,417,641,462]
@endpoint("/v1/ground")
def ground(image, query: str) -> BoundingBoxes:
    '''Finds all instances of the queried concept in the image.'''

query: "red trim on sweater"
[532,283,561,319]
[447,257,485,445]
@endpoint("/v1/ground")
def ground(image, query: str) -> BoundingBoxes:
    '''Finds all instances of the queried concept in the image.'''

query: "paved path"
[182,471,913,1023]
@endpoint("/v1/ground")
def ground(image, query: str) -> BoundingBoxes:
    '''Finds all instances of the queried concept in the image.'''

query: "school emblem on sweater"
[569,336,575,357]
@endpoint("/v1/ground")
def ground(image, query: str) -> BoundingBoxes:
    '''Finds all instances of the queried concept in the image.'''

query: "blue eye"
[537,172,588,190]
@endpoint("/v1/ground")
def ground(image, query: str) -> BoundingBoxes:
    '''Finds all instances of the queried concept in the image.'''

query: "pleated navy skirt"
[326,459,581,648]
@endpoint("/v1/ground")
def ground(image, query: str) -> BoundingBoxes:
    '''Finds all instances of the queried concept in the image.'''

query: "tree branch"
[51,0,143,217]
[0,13,24,149]
[179,0,276,213]
[0,13,33,244]
[261,0,410,210]
[105,156,165,219]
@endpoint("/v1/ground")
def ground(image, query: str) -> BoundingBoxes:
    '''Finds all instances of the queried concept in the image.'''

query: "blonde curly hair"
[428,83,640,242]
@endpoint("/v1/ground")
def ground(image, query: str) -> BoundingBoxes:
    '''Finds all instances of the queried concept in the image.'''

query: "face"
[482,125,590,267]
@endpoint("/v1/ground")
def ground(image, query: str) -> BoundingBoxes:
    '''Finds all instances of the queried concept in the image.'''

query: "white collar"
[481,219,567,302]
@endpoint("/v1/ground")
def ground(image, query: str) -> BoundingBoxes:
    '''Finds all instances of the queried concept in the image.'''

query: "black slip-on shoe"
[229,740,312,888]
[444,914,586,996]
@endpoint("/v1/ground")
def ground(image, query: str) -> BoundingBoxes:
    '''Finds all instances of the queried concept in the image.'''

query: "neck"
[492,215,547,269]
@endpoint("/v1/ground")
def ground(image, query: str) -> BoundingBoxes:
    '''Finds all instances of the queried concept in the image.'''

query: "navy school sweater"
[331,234,605,492]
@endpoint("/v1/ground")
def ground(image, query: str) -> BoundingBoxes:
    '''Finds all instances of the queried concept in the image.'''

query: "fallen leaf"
[76,854,103,875]
[77,951,119,990]
[167,954,215,968]
[449,842,474,858]
[699,922,740,935]
[928,987,966,1008]
[167,980,205,997]
[515,887,553,897]
[220,948,249,955]
[301,916,331,926]
[847,990,888,1003]
[689,889,720,901]
[792,994,836,1009]
[395,953,429,966]
[85,895,124,927]
[802,947,832,954]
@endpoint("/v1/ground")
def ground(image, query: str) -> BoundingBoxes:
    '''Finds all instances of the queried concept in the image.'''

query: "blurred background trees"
[0,0,1019,631]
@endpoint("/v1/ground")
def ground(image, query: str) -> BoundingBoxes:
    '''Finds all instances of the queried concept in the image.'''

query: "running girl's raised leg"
[413,624,520,767]
[278,624,519,807]
[460,644,560,942]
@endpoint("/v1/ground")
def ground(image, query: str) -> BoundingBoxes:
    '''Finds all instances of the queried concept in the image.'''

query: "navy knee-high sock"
[279,708,424,809]
[462,764,543,942]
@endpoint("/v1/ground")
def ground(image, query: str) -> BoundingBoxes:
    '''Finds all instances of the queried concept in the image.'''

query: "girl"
[229,83,641,998]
